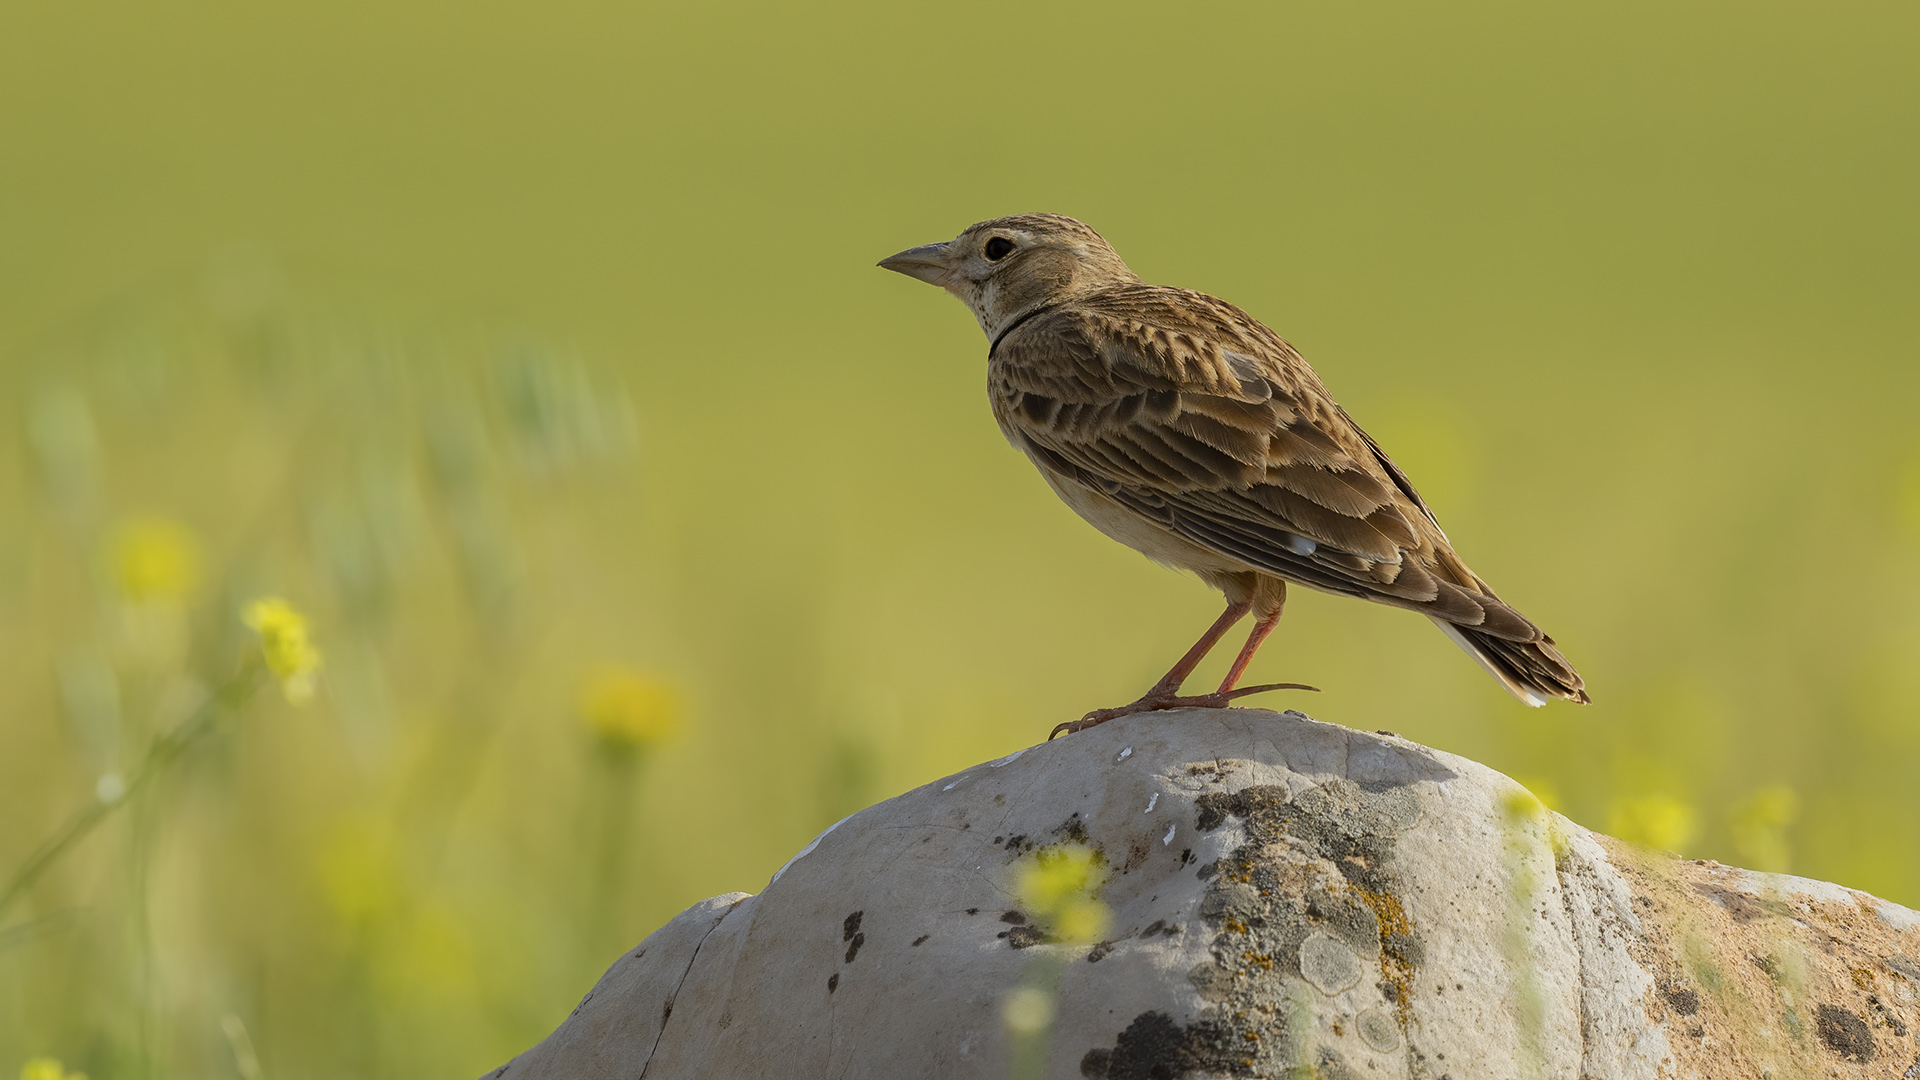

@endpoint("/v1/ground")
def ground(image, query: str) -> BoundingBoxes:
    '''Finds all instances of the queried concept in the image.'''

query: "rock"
[484,709,1920,1079]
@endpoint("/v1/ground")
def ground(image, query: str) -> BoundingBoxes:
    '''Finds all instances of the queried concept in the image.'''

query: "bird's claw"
[1048,682,1319,739]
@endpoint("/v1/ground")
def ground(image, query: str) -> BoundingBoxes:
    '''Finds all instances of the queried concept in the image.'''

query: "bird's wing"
[990,288,1536,640]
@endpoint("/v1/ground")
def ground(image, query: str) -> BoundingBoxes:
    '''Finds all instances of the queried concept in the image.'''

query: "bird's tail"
[1430,617,1590,707]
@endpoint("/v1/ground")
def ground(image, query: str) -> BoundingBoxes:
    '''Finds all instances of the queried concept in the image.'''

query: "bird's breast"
[1023,453,1245,577]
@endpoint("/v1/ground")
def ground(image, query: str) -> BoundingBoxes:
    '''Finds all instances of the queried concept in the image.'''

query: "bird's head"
[878,213,1139,340]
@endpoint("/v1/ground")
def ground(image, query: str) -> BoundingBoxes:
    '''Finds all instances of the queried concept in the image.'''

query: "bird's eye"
[984,237,1015,261]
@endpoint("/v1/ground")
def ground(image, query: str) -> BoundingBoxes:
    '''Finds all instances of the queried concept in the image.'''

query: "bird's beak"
[877,241,957,287]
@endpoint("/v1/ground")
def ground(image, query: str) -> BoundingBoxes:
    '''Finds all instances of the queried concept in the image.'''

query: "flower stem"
[0,660,268,920]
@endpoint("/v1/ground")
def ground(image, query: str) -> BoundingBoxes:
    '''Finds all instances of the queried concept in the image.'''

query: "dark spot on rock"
[1005,835,1029,852]
[1195,792,1236,831]
[1817,1004,1874,1061]
[1195,860,1218,881]
[633,948,646,959]
[1161,924,1179,936]
[1694,883,1793,923]
[1663,986,1699,1016]
[826,973,838,993]
[1688,1024,1704,1038]
[1055,812,1090,844]
[844,932,865,963]
[1868,992,1907,1036]
[1140,920,1166,938]
[1751,954,1781,979]
[966,907,979,916]
[1078,1009,1251,1078]
[1375,729,1397,737]
[662,997,674,1023]
[1178,848,1193,867]
[843,911,863,940]
[1377,980,1398,1003]
[1087,940,1115,963]
[993,836,1004,845]
[911,934,929,946]
[1005,925,1048,949]
[1886,955,1920,983]
[1001,910,1028,925]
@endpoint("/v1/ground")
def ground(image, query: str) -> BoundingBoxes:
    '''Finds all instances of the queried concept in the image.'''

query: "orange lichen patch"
[1599,836,1920,1079]
[1357,886,1417,1028]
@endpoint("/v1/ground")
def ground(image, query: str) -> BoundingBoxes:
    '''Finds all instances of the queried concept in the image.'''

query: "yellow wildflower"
[1014,843,1112,944]
[110,517,200,605]
[1501,786,1548,826]
[579,666,682,752]
[1001,985,1056,1035]
[20,1058,87,1080]
[1609,793,1698,854]
[1510,776,1561,813]
[242,597,323,704]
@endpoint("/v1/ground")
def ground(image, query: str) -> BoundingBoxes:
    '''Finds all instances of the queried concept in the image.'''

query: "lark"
[880,214,1588,736]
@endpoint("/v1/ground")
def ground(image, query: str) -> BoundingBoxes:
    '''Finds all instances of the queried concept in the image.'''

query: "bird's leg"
[1199,594,1320,704]
[1136,597,1254,701]
[1051,596,1317,740]
[1215,607,1282,694]
[1049,599,1248,739]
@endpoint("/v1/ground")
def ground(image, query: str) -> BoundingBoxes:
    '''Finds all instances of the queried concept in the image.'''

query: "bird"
[878,213,1587,737]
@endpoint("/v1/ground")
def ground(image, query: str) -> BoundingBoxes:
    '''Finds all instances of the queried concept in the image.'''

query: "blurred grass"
[2,0,1918,1075]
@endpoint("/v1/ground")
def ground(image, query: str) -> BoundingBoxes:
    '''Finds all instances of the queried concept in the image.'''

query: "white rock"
[484,708,1920,1079]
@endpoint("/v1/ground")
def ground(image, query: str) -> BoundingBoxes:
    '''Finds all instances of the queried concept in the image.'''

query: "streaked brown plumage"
[880,213,1587,734]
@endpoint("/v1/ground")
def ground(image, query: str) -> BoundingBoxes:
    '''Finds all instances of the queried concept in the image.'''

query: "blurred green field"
[3,0,1919,1075]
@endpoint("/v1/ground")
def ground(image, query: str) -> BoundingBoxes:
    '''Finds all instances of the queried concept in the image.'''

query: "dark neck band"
[988,303,1060,359]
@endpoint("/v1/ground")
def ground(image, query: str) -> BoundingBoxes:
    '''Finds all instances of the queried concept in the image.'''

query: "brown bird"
[879,214,1587,736]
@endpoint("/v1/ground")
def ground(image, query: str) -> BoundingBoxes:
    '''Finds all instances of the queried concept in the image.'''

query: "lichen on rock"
[485,709,1920,1080]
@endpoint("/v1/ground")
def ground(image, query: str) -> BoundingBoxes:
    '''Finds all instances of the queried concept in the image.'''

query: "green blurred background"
[3,0,1918,1074]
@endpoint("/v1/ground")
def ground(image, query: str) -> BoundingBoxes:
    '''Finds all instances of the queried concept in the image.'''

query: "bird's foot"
[1048,681,1319,740]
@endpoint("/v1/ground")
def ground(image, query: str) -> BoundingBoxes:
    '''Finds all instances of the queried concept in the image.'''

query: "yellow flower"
[110,517,200,605]
[20,1058,87,1080]
[1001,986,1056,1035]
[579,666,682,752]
[1014,843,1112,944]
[242,597,323,704]
[1510,776,1561,813]
[1609,793,1698,854]
[1501,786,1548,825]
